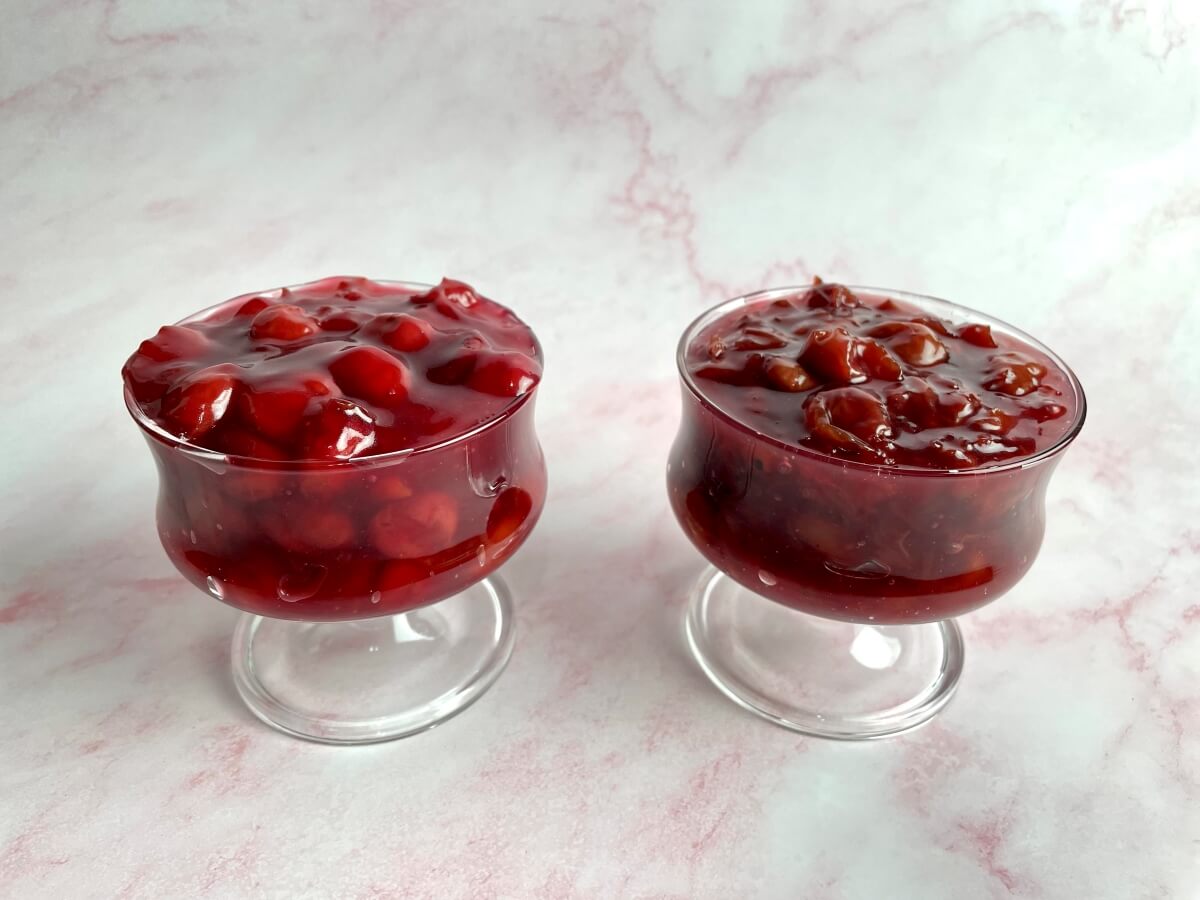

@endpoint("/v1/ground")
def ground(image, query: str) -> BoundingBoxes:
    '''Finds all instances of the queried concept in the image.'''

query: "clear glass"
[126,280,546,744]
[667,286,1086,739]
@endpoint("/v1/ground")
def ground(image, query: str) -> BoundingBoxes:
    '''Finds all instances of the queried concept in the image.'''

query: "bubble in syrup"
[206,576,225,599]
[277,565,327,603]
[758,570,778,587]
[369,591,382,605]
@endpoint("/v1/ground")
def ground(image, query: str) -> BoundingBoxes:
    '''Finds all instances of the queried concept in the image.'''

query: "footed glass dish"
[124,277,545,743]
[667,284,1085,739]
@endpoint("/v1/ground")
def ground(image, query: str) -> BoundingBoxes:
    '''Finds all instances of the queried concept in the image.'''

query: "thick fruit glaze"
[124,276,541,457]
[686,280,1074,469]
[124,277,545,621]
[668,282,1083,624]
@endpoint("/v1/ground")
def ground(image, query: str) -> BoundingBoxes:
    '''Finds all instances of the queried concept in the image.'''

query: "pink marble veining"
[2,1,1199,897]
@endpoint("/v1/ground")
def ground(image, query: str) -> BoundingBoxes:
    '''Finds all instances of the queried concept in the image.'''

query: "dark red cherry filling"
[685,280,1075,469]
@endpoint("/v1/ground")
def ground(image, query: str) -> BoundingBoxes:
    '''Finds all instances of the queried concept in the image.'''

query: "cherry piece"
[160,365,239,440]
[959,323,997,348]
[805,391,888,461]
[299,397,377,460]
[1026,401,1067,422]
[467,352,540,397]
[249,304,319,341]
[800,327,868,384]
[803,280,857,310]
[935,386,980,425]
[329,346,410,407]
[237,378,330,444]
[912,315,953,337]
[135,325,211,363]
[859,340,904,381]
[123,327,211,404]
[970,406,1021,435]
[871,321,950,367]
[983,352,1045,396]
[260,503,356,553]
[886,377,940,430]
[760,356,816,393]
[291,508,356,550]
[410,278,474,318]
[898,323,949,366]
[379,313,433,352]
[368,492,459,558]
[431,278,481,319]
[123,360,195,404]
[820,386,893,443]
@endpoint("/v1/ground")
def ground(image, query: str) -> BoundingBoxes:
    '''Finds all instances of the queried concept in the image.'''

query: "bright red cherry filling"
[668,281,1082,624]
[123,277,540,458]
[124,277,545,621]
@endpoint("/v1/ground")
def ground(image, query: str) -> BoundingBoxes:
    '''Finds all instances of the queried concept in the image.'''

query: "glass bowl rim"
[124,277,542,469]
[675,283,1088,478]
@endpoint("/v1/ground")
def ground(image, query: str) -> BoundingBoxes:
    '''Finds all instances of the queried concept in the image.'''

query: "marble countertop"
[3,2,1198,897]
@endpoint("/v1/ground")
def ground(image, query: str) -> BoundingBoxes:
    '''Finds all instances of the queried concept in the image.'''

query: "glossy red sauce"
[124,276,541,459]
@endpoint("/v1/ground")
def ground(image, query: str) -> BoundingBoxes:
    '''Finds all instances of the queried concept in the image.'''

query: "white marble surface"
[2,2,1199,897]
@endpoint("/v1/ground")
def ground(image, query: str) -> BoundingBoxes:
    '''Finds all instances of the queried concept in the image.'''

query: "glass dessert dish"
[123,277,545,744]
[667,281,1085,739]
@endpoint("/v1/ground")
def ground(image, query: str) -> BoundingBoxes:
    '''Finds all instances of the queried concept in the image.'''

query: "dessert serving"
[667,280,1084,738]
[124,276,546,743]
